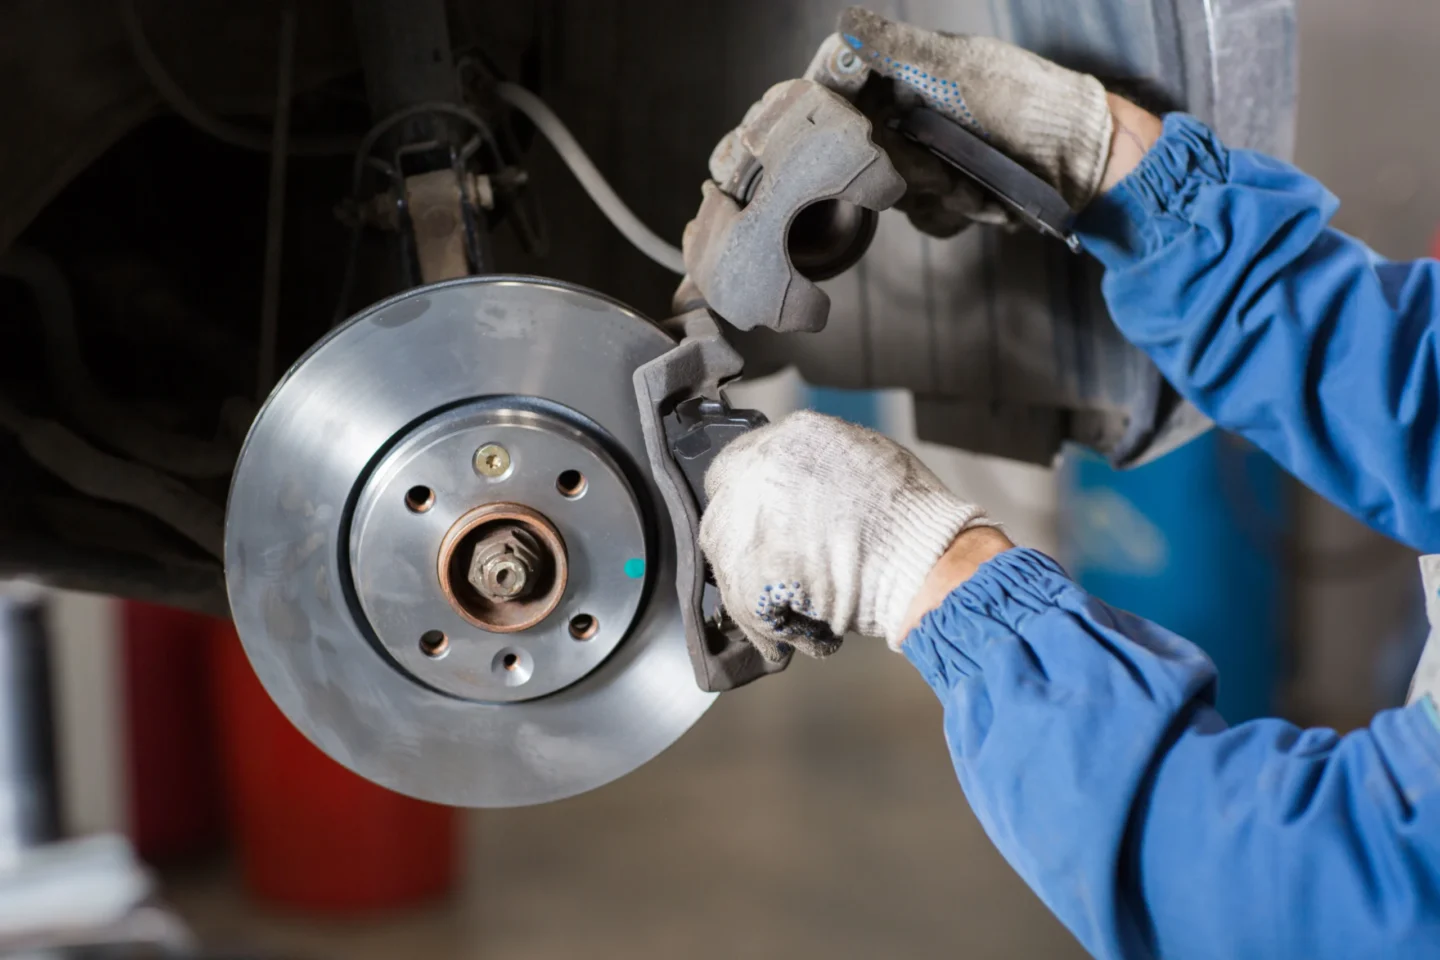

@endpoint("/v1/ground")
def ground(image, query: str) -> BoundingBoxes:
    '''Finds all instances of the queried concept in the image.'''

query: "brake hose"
[496,83,686,275]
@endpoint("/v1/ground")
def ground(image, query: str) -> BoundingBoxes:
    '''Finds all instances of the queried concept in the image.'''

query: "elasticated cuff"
[901,547,1074,691]
[1075,113,1230,266]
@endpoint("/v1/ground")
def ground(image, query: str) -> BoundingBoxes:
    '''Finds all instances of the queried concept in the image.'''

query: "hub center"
[347,402,649,703]
[439,503,567,632]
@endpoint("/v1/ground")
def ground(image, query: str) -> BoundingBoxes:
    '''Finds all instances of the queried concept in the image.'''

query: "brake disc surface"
[225,276,714,807]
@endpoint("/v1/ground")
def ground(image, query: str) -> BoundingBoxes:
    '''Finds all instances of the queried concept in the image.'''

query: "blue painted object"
[803,385,882,430]
[1060,432,1287,722]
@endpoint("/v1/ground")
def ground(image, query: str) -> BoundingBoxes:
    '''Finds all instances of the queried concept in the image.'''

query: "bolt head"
[481,555,529,599]
[467,528,543,602]
[474,443,511,478]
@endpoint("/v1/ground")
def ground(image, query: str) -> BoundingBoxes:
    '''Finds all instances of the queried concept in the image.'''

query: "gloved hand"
[698,411,995,661]
[806,8,1114,236]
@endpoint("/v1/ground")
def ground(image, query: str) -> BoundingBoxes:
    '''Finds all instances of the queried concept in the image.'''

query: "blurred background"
[5,0,1440,956]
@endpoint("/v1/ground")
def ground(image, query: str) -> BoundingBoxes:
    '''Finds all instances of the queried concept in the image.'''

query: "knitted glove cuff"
[872,487,996,647]
[1017,70,1114,209]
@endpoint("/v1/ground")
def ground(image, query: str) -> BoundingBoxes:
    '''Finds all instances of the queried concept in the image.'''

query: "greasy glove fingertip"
[791,632,845,659]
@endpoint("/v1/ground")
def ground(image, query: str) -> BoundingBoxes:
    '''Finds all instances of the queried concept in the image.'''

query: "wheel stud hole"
[419,630,449,658]
[556,470,587,499]
[503,652,519,671]
[405,485,435,513]
[569,614,598,640]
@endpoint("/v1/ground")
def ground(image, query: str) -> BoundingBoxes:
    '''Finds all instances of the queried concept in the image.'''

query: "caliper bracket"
[633,311,788,692]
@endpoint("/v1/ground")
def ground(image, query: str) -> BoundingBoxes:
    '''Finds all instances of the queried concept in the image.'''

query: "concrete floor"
[165,0,1440,957]
[171,644,1079,958]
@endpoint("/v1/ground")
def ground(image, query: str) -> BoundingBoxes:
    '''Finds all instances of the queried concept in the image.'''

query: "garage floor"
[171,642,1080,958]
[164,0,1440,956]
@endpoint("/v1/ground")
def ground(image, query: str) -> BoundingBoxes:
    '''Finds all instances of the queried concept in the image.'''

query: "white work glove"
[806,7,1114,235]
[699,411,995,661]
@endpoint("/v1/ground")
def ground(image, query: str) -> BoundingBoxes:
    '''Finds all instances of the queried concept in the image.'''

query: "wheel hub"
[225,277,714,807]
[349,404,648,703]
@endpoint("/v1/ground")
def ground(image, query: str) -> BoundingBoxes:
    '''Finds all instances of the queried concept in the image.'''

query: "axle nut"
[468,528,543,601]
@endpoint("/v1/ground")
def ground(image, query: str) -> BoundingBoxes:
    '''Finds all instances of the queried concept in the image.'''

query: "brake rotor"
[225,276,715,807]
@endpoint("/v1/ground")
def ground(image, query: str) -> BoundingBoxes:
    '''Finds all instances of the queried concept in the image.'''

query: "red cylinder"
[122,602,226,865]
[210,620,459,913]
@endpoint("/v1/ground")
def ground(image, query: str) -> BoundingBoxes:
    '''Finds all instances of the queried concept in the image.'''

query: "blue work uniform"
[903,114,1440,959]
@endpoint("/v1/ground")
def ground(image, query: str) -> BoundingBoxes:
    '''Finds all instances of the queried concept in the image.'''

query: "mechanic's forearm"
[905,548,1440,959]
[898,526,1013,637]
[901,549,1217,959]
[1077,113,1440,552]
[1129,700,1440,959]
[1097,94,1163,195]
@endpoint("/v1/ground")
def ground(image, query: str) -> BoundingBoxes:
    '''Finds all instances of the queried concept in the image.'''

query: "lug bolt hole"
[556,470,587,499]
[502,652,519,671]
[405,485,435,513]
[569,614,599,640]
[419,630,449,658]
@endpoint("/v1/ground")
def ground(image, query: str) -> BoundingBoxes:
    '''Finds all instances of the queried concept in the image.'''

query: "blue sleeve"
[905,548,1440,960]
[1076,114,1440,553]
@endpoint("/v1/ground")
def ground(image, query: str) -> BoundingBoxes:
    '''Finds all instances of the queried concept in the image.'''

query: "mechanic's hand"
[699,411,995,661]
[807,7,1114,236]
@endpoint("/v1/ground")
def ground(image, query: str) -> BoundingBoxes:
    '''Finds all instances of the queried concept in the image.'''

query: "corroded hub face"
[440,502,567,633]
